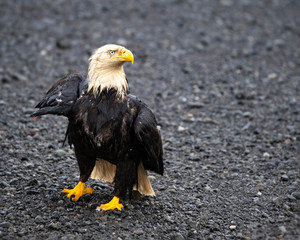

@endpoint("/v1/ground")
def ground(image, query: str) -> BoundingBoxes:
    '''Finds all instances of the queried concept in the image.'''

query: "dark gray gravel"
[1,0,300,239]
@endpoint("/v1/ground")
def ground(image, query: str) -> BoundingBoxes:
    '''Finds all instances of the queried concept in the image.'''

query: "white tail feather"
[90,159,155,196]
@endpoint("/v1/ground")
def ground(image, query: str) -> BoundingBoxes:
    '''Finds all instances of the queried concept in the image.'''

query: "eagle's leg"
[62,181,94,202]
[97,196,124,211]
[97,156,138,211]
[62,148,95,201]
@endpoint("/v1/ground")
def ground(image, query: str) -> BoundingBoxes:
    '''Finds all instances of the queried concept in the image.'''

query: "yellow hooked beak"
[114,48,134,64]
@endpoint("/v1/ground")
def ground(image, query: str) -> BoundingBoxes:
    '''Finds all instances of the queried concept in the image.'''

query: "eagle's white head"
[88,44,134,97]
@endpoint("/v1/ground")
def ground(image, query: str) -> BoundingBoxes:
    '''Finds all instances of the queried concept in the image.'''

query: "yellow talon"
[62,181,94,202]
[97,196,123,211]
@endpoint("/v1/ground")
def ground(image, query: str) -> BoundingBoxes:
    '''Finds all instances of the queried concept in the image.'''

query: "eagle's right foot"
[62,181,94,201]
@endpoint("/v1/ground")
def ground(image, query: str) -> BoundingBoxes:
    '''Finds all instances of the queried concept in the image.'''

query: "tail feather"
[91,159,156,196]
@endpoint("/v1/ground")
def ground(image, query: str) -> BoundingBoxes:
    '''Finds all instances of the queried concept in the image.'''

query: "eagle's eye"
[109,50,116,55]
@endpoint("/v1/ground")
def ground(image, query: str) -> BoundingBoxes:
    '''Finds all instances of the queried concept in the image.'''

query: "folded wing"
[31,73,87,117]
[133,103,164,175]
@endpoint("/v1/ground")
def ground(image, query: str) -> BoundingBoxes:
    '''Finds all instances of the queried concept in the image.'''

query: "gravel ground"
[1,0,300,239]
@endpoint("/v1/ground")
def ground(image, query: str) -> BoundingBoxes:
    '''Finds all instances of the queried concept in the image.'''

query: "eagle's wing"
[132,96,164,175]
[31,73,87,117]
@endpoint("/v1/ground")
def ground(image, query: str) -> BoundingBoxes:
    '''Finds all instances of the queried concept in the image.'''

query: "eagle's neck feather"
[88,61,128,97]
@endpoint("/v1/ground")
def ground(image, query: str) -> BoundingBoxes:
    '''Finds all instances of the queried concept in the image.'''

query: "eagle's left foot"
[62,181,94,201]
[97,196,123,211]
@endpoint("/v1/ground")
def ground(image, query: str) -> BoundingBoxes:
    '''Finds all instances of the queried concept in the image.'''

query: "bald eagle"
[31,44,163,211]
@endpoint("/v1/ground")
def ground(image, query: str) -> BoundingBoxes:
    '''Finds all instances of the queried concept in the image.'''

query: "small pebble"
[281,174,289,181]
[263,152,270,158]
[51,211,61,220]
[178,126,185,132]
[0,222,10,228]
[291,191,300,200]
[229,225,237,230]
[278,226,287,234]
[268,73,277,79]
[272,197,282,206]
[55,149,68,157]
[56,38,71,49]
[133,228,144,235]
[171,232,185,240]
[48,222,58,229]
